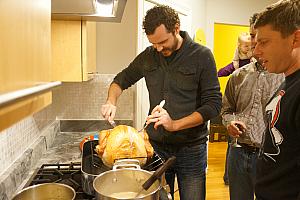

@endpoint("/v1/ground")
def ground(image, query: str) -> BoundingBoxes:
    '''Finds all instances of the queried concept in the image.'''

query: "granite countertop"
[36,132,93,164]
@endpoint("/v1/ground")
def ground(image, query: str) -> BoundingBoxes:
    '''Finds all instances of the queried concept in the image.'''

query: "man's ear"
[174,23,180,35]
[292,29,300,48]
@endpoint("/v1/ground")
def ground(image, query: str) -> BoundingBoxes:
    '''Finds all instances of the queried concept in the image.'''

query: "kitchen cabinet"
[51,20,96,82]
[0,0,52,94]
[0,91,52,131]
[0,0,54,132]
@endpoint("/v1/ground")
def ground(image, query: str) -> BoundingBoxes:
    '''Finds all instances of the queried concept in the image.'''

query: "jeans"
[223,137,232,185]
[223,143,230,184]
[228,146,258,200]
[152,142,207,200]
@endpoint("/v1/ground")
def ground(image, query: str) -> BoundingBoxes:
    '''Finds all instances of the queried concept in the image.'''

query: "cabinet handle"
[0,81,61,107]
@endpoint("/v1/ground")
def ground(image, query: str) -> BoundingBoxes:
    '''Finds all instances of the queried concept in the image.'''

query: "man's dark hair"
[254,0,300,38]
[249,13,259,26]
[142,5,180,35]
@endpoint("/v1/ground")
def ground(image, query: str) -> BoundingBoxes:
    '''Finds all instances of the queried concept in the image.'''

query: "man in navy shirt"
[254,0,300,199]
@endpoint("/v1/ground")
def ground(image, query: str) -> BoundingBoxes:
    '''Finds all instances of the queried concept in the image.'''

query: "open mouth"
[162,50,171,56]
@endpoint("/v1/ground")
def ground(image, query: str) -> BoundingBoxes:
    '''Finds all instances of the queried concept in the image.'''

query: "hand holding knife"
[108,120,117,128]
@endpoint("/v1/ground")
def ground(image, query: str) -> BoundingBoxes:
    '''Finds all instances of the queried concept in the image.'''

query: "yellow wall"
[213,23,249,94]
[194,28,207,46]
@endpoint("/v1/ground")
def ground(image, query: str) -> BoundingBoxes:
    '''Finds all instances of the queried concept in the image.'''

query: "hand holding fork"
[138,100,165,132]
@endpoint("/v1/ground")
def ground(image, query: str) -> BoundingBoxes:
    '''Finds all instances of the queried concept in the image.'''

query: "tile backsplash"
[53,74,134,120]
[0,112,57,175]
[0,74,134,177]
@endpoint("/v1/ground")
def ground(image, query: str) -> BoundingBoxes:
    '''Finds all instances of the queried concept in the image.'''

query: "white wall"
[179,0,206,40]
[96,0,138,74]
[205,0,279,49]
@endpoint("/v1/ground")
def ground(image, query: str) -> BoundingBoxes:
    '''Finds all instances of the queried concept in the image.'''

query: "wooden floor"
[174,142,229,200]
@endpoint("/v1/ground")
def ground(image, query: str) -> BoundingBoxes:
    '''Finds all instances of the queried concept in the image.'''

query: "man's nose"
[253,44,261,57]
[153,44,163,52]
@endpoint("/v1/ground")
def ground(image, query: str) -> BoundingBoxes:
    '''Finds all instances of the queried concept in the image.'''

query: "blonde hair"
[235,32,252,61]
[238,32,251,44]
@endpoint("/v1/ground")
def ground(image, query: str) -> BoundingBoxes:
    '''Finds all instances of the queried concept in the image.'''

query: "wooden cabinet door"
[51,20,96,82]
[0,0,53,131]
[82,21,97,81]
[0,0,51,94]
[51,20,82,81]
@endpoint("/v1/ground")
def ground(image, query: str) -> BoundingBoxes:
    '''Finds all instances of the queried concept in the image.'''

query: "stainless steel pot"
[93,162,161,200]
[81,140,110,195]
[12,183,76,200]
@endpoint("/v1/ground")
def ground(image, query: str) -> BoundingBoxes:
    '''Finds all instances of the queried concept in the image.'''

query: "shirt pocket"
[144,65,159,87]
[176,66,198,90]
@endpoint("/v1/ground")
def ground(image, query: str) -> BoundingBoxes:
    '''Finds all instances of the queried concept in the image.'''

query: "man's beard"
[162,36,178,57]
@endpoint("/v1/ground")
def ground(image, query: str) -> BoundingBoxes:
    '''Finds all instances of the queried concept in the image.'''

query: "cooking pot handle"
[113,159,141,170]
[142,156,176,191]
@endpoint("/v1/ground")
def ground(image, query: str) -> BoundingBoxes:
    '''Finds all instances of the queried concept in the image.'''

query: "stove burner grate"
[25,162,95,200]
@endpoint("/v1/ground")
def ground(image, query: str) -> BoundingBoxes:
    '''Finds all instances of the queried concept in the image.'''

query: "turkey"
[95,125,154,167]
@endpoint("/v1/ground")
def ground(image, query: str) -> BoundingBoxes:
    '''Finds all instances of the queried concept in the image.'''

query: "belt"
[237,142,260,153]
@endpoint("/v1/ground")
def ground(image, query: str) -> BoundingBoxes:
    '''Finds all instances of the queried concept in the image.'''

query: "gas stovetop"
[24,154,170,200]
[25,162,95,200]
